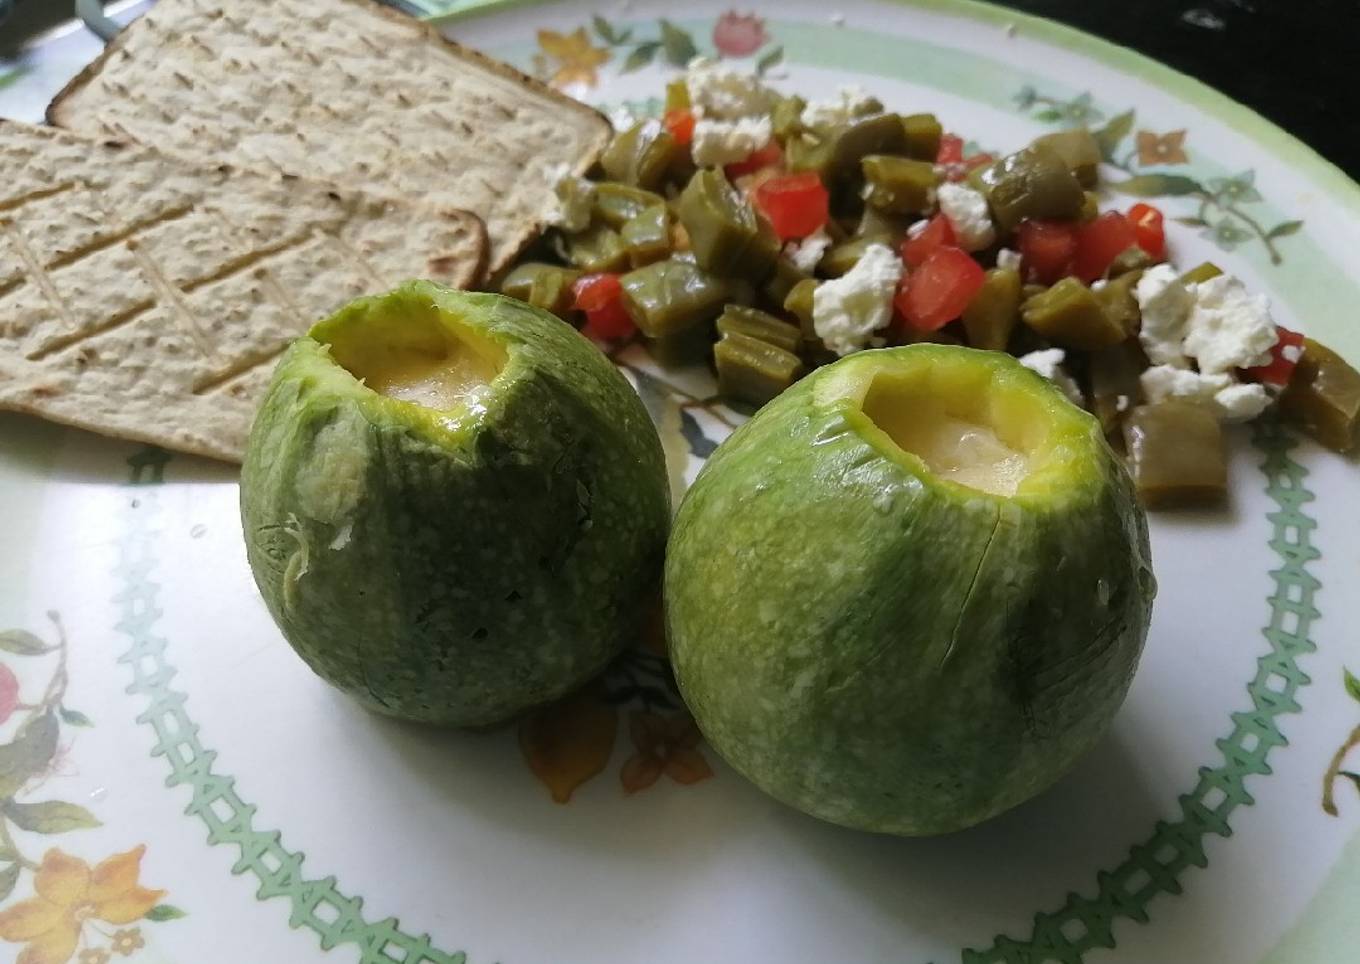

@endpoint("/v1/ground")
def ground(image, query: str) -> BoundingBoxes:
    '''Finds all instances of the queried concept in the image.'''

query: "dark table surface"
[1004,0,1359,181]
[2,0,1358,180]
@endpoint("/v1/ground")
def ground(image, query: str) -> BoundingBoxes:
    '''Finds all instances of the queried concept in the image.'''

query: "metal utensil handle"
[75,0,121,42]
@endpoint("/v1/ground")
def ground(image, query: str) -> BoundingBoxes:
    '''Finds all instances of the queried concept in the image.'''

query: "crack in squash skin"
[665,345,1155,836]
[241,284,670,727]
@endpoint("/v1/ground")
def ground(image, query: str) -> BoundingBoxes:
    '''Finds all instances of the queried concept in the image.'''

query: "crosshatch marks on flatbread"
[0,121,487,461]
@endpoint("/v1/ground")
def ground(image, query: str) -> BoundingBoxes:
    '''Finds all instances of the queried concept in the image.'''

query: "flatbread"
[48,0,612,276]
[0,120,487,463]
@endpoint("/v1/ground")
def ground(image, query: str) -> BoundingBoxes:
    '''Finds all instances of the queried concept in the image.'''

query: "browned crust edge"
[44,7,136,127]
[440,208,491,289]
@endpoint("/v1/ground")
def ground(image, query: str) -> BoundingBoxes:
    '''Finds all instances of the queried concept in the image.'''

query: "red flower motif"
[712,12,769,57]
[0,662,18,725]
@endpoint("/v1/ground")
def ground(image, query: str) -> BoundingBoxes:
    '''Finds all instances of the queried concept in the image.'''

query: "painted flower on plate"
[1136,129,1189,165]
[1202,217,1252,251]
[1208,170,1262,204]
[536,28,610,89]
[1061,92,1102,124]
[713,12,769,56]
[0,662,18,724]
[0,847,164,964]
[621,712,713,793]
[108,928,143,957]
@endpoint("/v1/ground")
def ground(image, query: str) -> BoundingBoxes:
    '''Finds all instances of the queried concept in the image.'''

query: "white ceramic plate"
[1,2,1358,963]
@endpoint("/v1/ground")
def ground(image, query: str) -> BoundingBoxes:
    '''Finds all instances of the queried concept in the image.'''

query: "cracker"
[0,121,487,462]
[48,0,612,276]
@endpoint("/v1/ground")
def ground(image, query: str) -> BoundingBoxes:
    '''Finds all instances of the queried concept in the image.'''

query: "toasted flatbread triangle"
[0,120,487,462]
[48,0,612,277]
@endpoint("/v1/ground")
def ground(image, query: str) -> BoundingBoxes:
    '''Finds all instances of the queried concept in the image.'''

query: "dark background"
[2,0,1358,179]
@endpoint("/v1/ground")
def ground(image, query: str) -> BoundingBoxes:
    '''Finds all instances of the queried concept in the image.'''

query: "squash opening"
[319,299,507,414]
[856,358,1061,498]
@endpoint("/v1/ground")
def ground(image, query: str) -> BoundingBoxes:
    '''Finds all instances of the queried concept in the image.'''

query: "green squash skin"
[666,345,1155,836]
[241,284,670,727]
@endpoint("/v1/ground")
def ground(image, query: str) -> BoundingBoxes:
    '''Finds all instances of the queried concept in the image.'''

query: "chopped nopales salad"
[501,58,1360,507]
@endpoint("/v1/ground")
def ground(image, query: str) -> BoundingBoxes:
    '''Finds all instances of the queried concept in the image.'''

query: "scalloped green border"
[112,420,1322,964]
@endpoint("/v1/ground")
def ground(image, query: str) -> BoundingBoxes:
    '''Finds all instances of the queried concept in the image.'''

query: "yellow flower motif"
[535,28,610,89]
[620,712,713,793]
[109,928,143,957]
[1135,129,1189,166]
[77,951,109,964]
[0,847,165,964]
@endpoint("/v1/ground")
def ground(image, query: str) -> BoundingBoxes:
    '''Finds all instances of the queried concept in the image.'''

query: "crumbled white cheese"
[785,227,832,274]
[691,115,773,167]
[1018,348,1083,405]
[1140,364,1232,405]
[1214,382,1272,421]
[606,105,637,133]
[1139,364,1269,422]
[1134,263,1193,367]
[800,85,880,128]
[936,183,996,252]
[1182,274,1279,374]
[1091,278,1108,292]
[685,58,778,120]
[996,248,1022,272]
[540,162,594,231]
[812,243,903,356]
[906,218,930,240]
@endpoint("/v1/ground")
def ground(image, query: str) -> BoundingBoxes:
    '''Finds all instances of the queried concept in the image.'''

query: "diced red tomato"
[1128,202,1167,261]
[1243,326,1305,387]
[936,133,965,165]
[572,273,621,312]
[573,273,636,339]
[895,247,986,332]
[900,213,957,267]
[1018,219,1079,285]
[935,134,992,182]
[753,172,830,240]
[724,141,783,178]
[1073,211,1138,283]
[663,108,695,147]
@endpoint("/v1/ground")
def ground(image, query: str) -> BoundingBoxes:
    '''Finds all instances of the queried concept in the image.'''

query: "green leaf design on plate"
[0,711,58,798]
[1175,216,1210,227]
[0,863,18,902]
[1345,667,1360,704]
[0,630,49,656]
[659,20,698,68]
[591,14,621,44]
[679,409,717,459]
[1033,107,1063,123]
[1112,173,1204,196]
[622,42,660,73]
[3,799,101,834]
[1267,219,1305,240]
[1094,109,1135,161]
[756,45,784,75]
[58,707,93,727]
[0,68,27,93]
[144,903,188,921]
